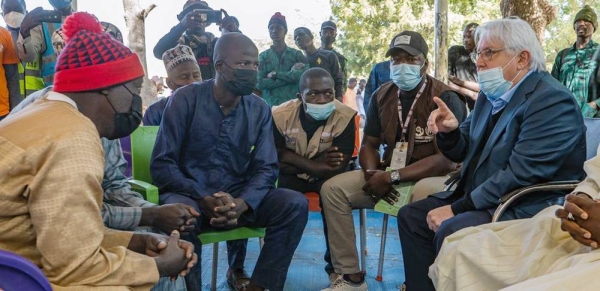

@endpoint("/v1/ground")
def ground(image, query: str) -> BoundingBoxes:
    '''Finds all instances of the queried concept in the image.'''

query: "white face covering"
[4,12,25,29]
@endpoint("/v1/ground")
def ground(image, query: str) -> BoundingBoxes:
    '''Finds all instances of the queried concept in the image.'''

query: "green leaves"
[330,0,599,77]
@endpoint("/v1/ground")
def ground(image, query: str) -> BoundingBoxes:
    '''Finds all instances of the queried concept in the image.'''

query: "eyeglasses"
[470,48,505,63]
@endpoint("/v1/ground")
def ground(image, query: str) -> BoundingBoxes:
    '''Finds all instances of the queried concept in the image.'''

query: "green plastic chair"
[128,126,266,291]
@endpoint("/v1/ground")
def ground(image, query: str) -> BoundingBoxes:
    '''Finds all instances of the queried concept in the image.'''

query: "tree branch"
[137,4,156,20]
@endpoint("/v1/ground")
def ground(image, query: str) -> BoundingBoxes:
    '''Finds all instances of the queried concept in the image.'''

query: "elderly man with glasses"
[396,16,587,291]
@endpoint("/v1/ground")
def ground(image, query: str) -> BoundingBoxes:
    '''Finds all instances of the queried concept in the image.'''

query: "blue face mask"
[390,63,423,91]
[305,101,335,121]
[477,53,521,101]
[49,0,72,10]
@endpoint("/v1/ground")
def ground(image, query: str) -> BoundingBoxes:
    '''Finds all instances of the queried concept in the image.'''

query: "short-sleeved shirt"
[0,27,19,116]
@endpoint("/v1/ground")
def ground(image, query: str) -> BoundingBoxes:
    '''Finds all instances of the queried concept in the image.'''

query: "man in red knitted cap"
[0,12,197,290]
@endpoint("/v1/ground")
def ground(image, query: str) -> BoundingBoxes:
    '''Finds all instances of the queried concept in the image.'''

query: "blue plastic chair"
[0,250,52,291]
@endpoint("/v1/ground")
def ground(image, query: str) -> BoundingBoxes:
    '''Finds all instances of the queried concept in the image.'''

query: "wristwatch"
[390,170,401,185]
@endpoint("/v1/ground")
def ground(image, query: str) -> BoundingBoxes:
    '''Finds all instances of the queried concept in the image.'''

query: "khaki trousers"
[320,170,448,274]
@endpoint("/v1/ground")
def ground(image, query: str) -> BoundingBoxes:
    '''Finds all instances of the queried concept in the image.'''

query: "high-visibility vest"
[18,59,45,97]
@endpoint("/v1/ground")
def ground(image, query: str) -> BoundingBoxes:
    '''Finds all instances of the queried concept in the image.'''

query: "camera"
[177,5,223,25]
[191,9,223,24]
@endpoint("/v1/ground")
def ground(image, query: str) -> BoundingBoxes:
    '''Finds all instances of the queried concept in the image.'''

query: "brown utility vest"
[377,75,454,168]
[273,99,356,180]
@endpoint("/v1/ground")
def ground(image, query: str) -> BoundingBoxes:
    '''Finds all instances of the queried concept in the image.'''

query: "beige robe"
[429,145,600,290]
[0,97,159,290]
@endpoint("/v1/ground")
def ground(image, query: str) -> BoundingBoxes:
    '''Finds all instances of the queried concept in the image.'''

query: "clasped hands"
[198,192,249,229]
[130,231,197,280]
[556,193,600,248]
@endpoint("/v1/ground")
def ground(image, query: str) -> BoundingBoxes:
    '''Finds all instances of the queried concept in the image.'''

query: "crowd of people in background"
[2,0,600,291]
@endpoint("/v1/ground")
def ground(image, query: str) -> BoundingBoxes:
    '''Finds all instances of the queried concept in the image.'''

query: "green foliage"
[331,0,600,77]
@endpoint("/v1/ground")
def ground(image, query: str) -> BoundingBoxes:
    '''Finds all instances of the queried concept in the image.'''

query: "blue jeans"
[161,188,308,291]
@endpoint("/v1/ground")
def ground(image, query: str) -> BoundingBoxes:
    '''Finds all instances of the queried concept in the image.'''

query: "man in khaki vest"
[319,30,467,290]
[272,67,356,282]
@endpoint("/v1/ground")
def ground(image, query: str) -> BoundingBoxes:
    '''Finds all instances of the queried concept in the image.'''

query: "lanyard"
[397,78,428,142]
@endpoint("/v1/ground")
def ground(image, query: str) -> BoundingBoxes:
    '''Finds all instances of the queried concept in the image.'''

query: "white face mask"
[4,12,25,29]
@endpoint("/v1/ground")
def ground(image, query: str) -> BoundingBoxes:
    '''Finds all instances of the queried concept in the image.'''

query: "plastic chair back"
[130,126,159,184]
[584,118,600,160]
[0,250,52,291]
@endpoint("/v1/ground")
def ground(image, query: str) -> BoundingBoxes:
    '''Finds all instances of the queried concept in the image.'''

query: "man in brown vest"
[272,67,356,282]
[319,30,467,290]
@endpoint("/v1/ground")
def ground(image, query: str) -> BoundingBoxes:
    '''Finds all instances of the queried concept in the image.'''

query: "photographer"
[17,0,72,88]
[153,0,218,80]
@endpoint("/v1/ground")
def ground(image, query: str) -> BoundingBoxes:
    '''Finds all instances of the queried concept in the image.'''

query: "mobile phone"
[191,9,223,24]
[39,10,62,23]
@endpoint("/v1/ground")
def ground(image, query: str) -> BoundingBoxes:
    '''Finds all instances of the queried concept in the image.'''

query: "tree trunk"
[500,0,557,44]
[122,0,157,107]
[434,0,448,83]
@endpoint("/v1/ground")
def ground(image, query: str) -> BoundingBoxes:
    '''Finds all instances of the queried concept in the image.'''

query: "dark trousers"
[161,188,308,291]
[277,174,334,275]
[397,193,492,291]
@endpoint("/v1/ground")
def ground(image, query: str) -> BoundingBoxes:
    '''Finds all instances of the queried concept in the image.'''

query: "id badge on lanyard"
[390,142,409,169]
[390,79,427,169]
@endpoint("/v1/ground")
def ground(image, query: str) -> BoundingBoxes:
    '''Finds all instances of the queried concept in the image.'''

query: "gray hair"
[474,17,546,72]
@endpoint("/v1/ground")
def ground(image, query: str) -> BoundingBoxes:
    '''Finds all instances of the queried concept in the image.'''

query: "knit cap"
[574,5,597,31]
[162,45,196,73]
[53,12,144,93]
[268,12,287,31]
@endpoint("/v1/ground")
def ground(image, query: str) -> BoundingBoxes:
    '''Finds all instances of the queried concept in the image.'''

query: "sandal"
[226,268,251,291]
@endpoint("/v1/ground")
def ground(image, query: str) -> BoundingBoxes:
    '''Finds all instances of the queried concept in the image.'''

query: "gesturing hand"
[427,96,459,134]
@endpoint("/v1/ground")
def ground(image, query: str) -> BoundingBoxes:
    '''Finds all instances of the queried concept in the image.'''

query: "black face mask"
[321,36,335,46]
[105,85,143,139]
[221,61,258,96]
